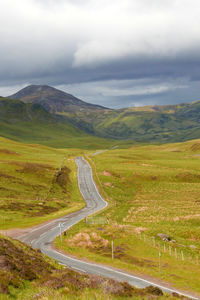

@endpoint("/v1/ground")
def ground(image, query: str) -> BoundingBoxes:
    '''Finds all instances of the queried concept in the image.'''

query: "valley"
[0,136,191,300]
[1,1,200,298]
[4,85,200,145]
[0,85,199,299]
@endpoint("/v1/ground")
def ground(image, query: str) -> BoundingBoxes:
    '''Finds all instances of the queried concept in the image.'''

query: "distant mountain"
[64,100,200,143]
[5,84,200,144]
[9,85,108,113]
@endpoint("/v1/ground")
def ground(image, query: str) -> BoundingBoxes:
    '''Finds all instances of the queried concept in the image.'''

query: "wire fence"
[139,232,199,266]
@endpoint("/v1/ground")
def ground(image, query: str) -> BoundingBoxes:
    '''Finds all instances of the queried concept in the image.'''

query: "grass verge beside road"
[55,139,200,296]
[0,137,85,229]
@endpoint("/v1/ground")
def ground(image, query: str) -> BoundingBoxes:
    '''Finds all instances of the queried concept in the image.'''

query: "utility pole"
[59,222,64,243]
[159,252,161,274]
[112,240,114,260]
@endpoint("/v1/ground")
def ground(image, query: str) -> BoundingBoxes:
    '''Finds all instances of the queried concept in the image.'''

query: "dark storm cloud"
[0,0,200,108]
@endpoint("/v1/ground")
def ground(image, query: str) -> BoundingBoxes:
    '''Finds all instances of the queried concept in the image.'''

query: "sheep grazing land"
[0,135,199,298]
[55,139,200,296]
[0,137,84,229]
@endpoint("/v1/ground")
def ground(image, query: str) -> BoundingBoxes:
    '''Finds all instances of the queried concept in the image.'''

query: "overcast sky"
[0,0,200,108]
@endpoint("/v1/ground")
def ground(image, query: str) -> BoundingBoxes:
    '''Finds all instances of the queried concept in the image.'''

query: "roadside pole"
[159,252,161,274]
[112,240,114,260]
[59,222,64,243]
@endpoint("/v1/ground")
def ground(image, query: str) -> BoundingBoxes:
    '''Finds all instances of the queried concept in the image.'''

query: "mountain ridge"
[62,99,200,142]
[9,84,109,113]
[4,84,200,144]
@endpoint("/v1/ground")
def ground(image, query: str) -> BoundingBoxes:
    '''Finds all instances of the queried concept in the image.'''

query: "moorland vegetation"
[0,85,200,299]
[55,140,200,295]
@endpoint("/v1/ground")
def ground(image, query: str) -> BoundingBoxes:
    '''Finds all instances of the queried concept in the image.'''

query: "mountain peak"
[9,85,108,113]
[19,84,56,91]
[16,84,71,95]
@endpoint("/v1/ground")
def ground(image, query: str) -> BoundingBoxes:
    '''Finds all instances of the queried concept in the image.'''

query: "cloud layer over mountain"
[0,0,200,108]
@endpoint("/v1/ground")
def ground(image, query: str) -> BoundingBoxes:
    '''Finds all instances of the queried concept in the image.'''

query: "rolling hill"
[0,97,114,149]
[5,85,200,144]
[62,100,200,143]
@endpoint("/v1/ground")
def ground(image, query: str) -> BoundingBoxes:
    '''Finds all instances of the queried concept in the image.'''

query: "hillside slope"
[0,97,114,149]
[0,235,166,299]
[0,136,87,229]
[64,100,200,143]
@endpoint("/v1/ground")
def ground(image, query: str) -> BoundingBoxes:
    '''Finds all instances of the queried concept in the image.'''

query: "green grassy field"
[0,137,86,229]
[55,139,200,296]
[0,118,117,149]
[0,134,200,298]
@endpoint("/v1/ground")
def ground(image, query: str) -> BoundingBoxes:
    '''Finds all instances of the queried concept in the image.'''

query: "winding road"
[19,157,199,300]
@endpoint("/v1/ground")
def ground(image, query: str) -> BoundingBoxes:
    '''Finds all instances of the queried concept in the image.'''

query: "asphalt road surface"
[19,157,199,300]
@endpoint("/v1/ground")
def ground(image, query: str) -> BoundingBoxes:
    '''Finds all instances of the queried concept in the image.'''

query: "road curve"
[19,157,199,300]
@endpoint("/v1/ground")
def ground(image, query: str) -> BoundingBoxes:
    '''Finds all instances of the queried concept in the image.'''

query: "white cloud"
[0,0,200,73]
[72,0,200,67]
[0,0,200,107]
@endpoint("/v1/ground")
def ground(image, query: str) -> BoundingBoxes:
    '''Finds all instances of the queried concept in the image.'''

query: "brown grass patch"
[0,237,53,285]
[0,148,19,155]
[0,202,59,217]
[102,170,112,176]
[104,182,112,187]
[68,232,109,249]
[0,172,20,180]
[123,206,148,222]
[15,162,54,174]
[191,143,200,151]
[175,172,200,182]
[131,173,158,182]
[173,214,200,221]
[53,166,71,191]
[134,227,148,234]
